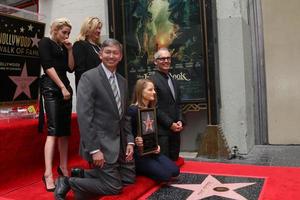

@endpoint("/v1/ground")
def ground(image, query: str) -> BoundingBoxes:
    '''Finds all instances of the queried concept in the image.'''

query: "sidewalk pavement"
[180,145,300,167]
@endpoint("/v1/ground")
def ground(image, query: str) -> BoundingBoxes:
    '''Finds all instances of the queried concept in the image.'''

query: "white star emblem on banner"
[28,24,33,31]
[31,33,40,48]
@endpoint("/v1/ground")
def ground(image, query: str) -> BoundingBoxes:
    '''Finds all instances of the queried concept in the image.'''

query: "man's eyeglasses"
[156,57,171,61]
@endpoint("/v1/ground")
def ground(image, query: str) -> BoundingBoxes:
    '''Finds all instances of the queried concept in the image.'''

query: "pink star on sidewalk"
[9,62,37,100]
[171,175,256,200]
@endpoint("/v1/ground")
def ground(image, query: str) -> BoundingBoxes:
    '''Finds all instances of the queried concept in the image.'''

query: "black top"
[73,40,101,86]
[127,104,139,138]
[38,37,71,86]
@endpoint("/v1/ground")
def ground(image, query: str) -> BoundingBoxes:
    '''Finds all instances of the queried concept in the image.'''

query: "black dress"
[73,40,101,88]
[38,37,73,136]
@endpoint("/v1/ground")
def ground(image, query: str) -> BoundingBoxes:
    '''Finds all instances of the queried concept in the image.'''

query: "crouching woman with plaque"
[127,79,179,182]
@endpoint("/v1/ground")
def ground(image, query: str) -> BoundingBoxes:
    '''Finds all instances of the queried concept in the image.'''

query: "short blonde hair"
[50,17,72,36]
[77,17,102,45]
[131,79,157,108]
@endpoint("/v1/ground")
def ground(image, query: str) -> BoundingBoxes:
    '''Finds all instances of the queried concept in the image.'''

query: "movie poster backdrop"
[0,14,45,117]
[122,0,206,102]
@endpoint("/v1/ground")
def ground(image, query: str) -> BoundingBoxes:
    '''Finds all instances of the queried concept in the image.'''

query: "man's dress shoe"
[54,176,70,200]
[71,168,84,178]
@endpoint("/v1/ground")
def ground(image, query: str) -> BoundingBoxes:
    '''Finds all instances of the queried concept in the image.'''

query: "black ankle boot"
[71,168,84,178]
[54,176,70,200]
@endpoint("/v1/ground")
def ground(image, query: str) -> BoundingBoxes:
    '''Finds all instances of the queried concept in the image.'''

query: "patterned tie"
[109,74,122,116]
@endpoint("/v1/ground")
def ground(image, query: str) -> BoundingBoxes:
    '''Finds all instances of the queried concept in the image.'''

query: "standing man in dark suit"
[150,48,184,161]
[54,39,135,200]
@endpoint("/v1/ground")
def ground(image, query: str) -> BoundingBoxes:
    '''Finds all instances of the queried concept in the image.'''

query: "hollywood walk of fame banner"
[0,13,45,117]
[137,108,159,155]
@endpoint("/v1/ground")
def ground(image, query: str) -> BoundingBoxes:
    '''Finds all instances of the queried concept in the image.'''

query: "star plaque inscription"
[148,173,265,200]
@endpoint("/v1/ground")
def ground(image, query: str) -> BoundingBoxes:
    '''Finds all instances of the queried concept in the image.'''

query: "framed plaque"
[137,107,158,156]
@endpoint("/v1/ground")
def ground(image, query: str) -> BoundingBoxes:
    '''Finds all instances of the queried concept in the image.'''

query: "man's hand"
[125,144,134,162]
[170,122,183,132]
[177,121,183,128]
[92,151,105,168]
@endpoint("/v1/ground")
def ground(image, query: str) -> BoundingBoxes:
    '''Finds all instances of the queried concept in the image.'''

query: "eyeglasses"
[156,57,171,61]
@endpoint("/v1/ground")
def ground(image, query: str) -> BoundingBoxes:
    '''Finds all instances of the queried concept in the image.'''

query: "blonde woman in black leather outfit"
[38,17,74,192]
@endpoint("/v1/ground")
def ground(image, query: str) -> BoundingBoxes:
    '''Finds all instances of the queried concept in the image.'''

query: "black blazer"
[150,70,183,135]
[73,40,101,88]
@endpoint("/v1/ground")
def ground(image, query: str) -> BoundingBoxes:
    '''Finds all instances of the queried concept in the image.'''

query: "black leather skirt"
[40,75,72,136]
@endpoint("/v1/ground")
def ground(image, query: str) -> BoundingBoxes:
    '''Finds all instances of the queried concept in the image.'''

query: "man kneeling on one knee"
[54,38,135,200]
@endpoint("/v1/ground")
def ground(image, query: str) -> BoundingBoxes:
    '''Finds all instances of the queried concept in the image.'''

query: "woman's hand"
[61,87,71,100]
[135,137,143,147]
[63,39,73,50]
[154,145,160,154]
[64,39,74,70]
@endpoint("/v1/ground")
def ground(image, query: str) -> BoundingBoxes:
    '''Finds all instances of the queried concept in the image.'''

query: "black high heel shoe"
[42,175,55,192]
[57,167,64,176]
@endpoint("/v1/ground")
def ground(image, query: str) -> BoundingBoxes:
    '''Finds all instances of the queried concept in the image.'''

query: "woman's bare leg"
[58,136,69,176]
[44,136,56,189]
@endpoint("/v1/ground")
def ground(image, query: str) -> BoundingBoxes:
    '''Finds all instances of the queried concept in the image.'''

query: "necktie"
[168,75,175,100]
[109,74,122,116]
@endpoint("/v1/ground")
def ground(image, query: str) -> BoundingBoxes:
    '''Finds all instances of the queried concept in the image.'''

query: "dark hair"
[101,38,123,52]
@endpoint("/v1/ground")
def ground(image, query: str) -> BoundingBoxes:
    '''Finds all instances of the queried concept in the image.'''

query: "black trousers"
[158,133,181,161]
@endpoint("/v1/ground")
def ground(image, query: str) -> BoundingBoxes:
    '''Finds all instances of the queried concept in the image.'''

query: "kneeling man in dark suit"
[55,38,135,200]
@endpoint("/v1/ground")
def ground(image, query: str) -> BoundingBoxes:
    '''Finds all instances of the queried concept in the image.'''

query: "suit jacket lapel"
[98,66,120,117]
[157,72,176,102]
